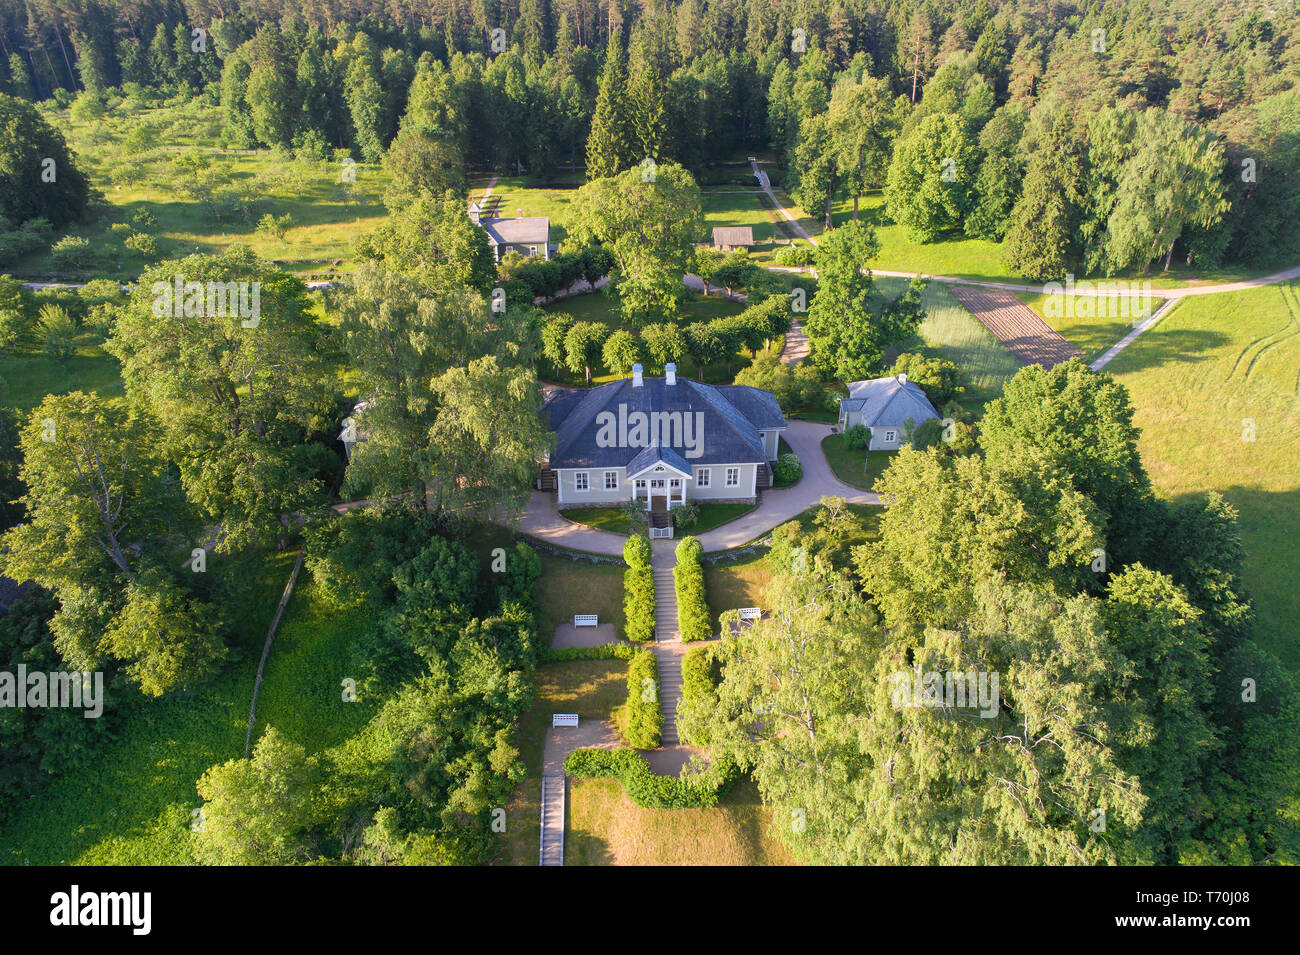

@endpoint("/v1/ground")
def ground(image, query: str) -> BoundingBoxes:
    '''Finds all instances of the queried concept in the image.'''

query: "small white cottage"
[837,374,940,450]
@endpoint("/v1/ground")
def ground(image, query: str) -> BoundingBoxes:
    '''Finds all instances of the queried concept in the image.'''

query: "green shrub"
[622,534,655,642]
[843,424,869,450]
[673,536,711,642]
[772,241,812,267]
[623,648,663,748]
[676,646,718,747]
[773,452,802,484]
[37,304,75,361]
[564,748,739,809]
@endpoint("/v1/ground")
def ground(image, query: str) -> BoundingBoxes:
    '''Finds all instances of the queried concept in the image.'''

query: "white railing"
[650,526,674,539]
[573,614,598,627]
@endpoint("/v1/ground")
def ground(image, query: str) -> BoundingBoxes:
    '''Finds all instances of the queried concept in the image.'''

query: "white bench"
[573,614,598,627]
[739,607,762,621]
[552,713,579,727]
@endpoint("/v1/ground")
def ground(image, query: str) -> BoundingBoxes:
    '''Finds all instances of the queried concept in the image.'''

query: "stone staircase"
[539,775,565,866]
[651,541,682,746]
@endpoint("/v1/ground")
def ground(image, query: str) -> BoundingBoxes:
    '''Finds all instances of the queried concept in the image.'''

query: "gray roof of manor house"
[482,216,550,246]
[544,375,785,470]
[839,375,940,428]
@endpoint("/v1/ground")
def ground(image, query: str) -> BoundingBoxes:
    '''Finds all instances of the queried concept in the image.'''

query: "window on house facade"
[634,479,646,489]
[604,471,618,490]
[884,430,897,442]
[726,467,739,487]
[528,245,538,256]
[670,479,681,490]
[575,472,589,491]
[697,468,711,487]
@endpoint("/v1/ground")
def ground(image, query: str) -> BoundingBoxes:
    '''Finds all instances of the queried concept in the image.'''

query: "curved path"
[503,419,878,556]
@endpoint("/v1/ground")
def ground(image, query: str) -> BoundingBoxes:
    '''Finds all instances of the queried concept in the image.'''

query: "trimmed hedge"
[673,536,711,642]
[676,646,718,747]
[541,642,638,663]
[622,534,656,642]
[623,648,663,748]
[564,748,740,809]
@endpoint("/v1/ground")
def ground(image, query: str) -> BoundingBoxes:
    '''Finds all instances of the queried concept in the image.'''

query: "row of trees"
[702,360,1296,864]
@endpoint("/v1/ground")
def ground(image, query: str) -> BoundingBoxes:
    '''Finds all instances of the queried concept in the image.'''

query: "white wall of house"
[555,463,761,505]
[868,426,904,451]
[689,464,758,500]
[757,430,783,460]
[556,467,629,505]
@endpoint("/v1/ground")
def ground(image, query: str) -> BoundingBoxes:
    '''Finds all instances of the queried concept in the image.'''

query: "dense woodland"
[2,0,1300,272]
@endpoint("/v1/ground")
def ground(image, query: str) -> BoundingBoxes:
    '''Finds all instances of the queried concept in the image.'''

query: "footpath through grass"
[1108,283,1300,669]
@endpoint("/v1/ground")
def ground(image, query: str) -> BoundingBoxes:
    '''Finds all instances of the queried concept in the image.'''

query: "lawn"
[1107,282,1300,670]
[495,658,629,865]
[475,175,581,248]
[536,552,627,641]
[1016,290,1156,363]
[15,100,389,281]
[878,275,1022,400]
[700,188,791,261]
[560,501,757,540]
[0,337,123,413]
[705,553,773,625]
[566,777,795,865]
[820,436,895,492]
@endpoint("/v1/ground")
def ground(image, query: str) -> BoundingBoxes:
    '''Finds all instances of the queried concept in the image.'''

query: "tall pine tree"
[585,35,632,179]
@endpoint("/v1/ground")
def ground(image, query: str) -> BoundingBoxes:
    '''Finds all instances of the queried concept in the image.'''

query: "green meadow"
[1108,283,1300,668]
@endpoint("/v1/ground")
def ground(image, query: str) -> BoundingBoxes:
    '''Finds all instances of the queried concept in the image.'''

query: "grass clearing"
[1108,283,1300,668]
[705,553,773,625]
[17,100,389,281]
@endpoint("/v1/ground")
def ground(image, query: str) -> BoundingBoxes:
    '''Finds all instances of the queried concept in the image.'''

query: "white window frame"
[670,478,681,489]
[696,467,711,488]
[726,467,739,488]
[604,470,619,490]
[884,430,897,443]
[528,245,538,256]
[634,479,646,489]
[574,471,589,492]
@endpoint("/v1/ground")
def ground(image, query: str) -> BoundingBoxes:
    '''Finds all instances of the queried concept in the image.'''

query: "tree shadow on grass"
[1100,326,1232,376]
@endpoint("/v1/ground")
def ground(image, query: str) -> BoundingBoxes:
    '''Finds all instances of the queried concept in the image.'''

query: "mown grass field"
[17,99,389,280]
[1108,283,1300,668]
[0,335,123,413]
[704,553,773,627]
